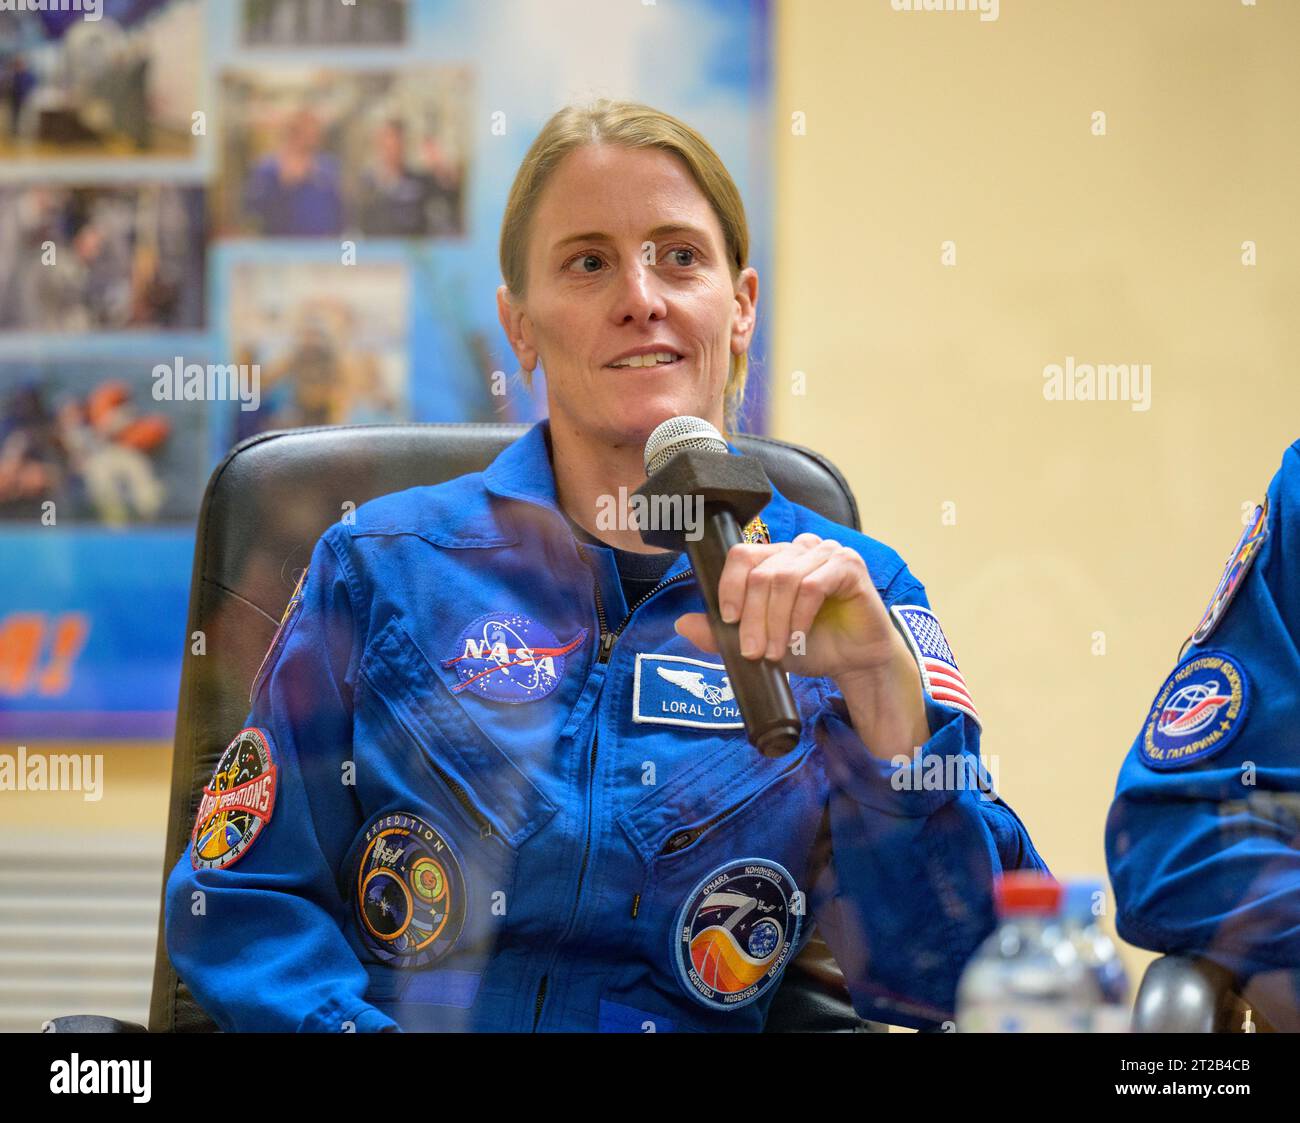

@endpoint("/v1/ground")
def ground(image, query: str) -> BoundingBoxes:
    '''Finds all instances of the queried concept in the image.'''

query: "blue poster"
[0,0,773,738]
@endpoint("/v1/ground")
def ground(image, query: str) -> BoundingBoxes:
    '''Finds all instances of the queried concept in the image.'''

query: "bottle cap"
[994,871,1062,916]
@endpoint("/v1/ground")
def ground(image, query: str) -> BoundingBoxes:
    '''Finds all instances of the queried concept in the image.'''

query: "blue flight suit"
[164,419,1047,1032]
[1106,440,1300,1027]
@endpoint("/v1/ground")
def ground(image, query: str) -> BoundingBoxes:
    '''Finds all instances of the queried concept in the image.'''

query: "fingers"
[673,612,718,653]
[729,533,846,662]
[766,538,841,659]
[682,534,869,665]
[789,548,861,643]
[716,542,774,624]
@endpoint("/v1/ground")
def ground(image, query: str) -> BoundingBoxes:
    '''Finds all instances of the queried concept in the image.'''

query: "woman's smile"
[605,348,686,371]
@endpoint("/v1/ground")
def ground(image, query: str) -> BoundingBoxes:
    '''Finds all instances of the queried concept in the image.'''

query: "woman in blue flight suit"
[1106,440,1300,1031]
[165,100,1047,1033]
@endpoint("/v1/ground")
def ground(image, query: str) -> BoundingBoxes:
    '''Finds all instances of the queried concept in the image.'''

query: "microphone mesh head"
[644,415,727,475]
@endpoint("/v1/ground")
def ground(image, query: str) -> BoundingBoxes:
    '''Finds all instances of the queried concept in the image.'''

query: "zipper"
[532,975,547,1030]
[632,750,809,918]
[424,752,493,840]
[658,747,808,858]
[579,538,696,663]
[566,730,600,929]
[533,546,610,1030]
[658,803,743,857]
[364,671,493,839]
[532,549,695,1026]
[610,569,695,651]
[532,734,599,1030]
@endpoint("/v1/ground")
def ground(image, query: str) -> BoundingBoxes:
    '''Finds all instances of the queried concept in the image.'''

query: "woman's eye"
[566,253,605,274]
[564,247,696,273]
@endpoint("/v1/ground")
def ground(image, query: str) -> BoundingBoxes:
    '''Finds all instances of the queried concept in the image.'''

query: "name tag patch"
[632,653,743,730]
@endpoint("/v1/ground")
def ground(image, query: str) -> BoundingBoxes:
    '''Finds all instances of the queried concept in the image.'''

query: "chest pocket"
[617,732,823,877]
[617,674,826,867]
[613,679,828,1018]
[354,615,559,983]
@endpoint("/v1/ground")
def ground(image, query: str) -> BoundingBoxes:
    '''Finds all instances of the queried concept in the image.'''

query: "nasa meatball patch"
[191,728,278,870]
[673,859,801,1011]
[1188,500,1269,648]
[441,611,587,703]
[355,812,466,968]
[1140,651,1249,771]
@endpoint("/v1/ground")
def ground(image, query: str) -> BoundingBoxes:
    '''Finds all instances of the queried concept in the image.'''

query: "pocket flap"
[616,725,815,863]
[361,615,558,848]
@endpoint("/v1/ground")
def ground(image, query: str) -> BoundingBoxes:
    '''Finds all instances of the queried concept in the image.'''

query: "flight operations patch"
[191,728,278,870]
[1140,651,1249,771]
[1188,499,1269,649]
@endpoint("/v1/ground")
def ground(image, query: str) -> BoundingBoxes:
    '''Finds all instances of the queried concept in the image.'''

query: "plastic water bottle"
[1061,879,1131,1032]
[956,871,1099,1032]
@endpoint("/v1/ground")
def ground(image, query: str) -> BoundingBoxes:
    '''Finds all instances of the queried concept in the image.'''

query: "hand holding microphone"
[636,416,919,759]
[634,415,800,756]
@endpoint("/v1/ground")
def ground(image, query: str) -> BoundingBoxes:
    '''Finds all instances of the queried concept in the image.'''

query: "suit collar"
[481,417,798,544]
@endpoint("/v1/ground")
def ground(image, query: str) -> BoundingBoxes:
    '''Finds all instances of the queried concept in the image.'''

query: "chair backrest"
[150,421,867,1032]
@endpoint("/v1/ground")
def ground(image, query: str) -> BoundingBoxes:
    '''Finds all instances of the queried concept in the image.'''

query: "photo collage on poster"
[0,0,773,736]
[0,0,482,737]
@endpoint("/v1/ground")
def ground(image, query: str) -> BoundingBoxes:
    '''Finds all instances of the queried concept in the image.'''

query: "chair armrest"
[763,932,887,1033]
[1131,954,1244,1033]
[43,1015,149,1034]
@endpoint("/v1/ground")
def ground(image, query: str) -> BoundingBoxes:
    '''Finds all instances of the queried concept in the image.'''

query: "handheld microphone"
[635,416,801,757]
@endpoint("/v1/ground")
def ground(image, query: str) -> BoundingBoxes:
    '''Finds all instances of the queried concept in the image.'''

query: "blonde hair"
[499,99,753,432]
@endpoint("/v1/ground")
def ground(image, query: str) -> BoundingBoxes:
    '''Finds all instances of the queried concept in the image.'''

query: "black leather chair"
[50,421,882,1033]
[1132,954,1278,1033]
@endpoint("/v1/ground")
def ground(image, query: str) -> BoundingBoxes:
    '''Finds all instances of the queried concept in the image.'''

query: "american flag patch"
[890,604,981,728]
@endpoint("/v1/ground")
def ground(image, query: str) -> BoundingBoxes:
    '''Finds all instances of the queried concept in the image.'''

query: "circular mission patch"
[355,812,466,968]
[1140,651,1250,771]
[1189,499,1269,648]
[673,858,801,1011]
[191,727,278,870]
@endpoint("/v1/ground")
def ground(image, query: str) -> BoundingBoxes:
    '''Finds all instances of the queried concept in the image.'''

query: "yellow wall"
[0,744,172,832]
[773,0,1300,982]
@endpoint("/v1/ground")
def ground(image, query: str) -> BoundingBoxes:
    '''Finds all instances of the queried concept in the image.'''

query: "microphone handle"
[684,505,802,757]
